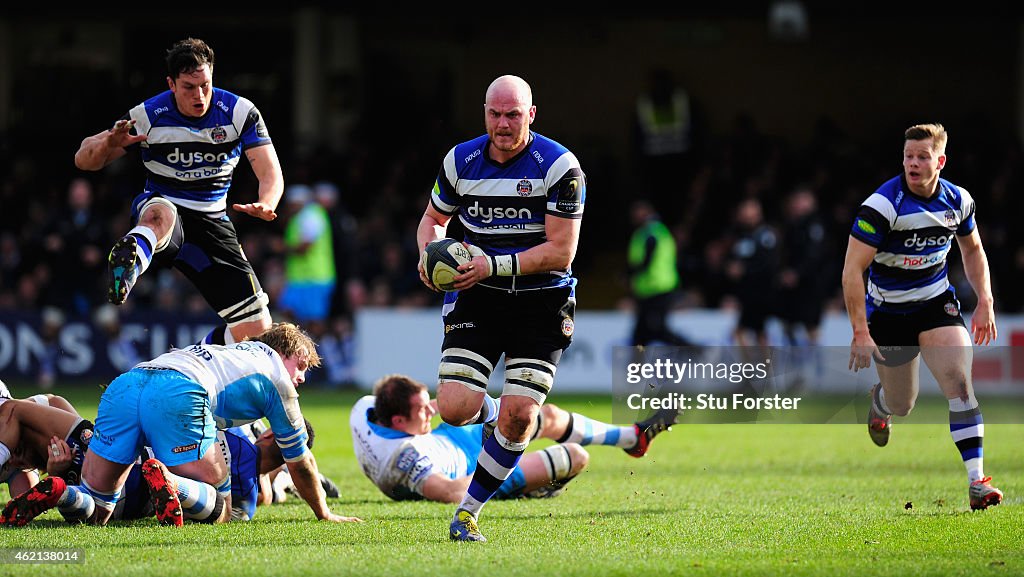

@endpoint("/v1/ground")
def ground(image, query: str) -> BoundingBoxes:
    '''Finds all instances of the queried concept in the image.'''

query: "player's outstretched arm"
[232,144,283,221]
[957,230,997,345]
[75,119,146,171]
[842,236,882,371]
[285,453,362,523]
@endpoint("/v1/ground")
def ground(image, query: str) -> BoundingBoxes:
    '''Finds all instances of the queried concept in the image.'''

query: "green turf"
[0,386,1020,577]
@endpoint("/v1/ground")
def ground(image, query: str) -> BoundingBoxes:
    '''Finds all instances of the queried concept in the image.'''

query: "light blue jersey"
[137,342,309,462]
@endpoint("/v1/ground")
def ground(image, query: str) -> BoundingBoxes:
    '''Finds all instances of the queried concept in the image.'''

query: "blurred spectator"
[94,303,140,372]
[313,180,365,320]
[41,178,110,316]
[37,306,65,389]
[633,68,698,225]
[776,185,830,346]
[626,199,696,347]
[279,184,335,335]
[726,197,780,347]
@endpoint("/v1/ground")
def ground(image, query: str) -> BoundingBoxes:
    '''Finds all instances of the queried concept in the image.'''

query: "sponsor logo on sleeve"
[856,219,876,235]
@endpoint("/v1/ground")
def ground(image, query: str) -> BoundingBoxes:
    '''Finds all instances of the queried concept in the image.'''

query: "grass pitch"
[0,386,1020,577]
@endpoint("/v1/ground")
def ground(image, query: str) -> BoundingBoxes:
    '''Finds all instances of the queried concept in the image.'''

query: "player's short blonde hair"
[905,123,947,152]
[248,322,321,368]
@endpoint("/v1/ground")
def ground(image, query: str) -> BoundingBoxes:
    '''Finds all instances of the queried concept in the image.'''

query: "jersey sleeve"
[956,186,976,236]
[381,440,435,501]
[429,147,460,216]
[850,193,894,248]
[263,351,309,463]
[234,96,272,150]
[545,152,585,219]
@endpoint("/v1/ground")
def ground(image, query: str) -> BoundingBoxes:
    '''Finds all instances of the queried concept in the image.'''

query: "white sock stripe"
[457,494,485,517]
[493,427,529,452]
[129,225,159,252]
[183,497,215,519]
[570,414,586,444]
[948,396,980,412]
[81,479,122,511]
[951,423,984,442]
[964,458,984,482]
[476,449,512,479]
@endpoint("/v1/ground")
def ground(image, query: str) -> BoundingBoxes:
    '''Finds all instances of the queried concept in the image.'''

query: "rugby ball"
[421,238,472,291]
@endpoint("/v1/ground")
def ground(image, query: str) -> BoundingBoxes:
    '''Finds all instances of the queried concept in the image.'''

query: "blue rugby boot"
[107,235,140,305]
[449,508,486,542]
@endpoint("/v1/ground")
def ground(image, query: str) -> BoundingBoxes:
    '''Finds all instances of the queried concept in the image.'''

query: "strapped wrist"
[489,254,519,277]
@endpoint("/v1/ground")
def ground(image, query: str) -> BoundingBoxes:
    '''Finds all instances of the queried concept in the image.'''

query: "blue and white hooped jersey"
[349,396,470,501]
[125,88,272,213]
[851,176,975,314]
[136,341,308,462]
[430,132,586,291]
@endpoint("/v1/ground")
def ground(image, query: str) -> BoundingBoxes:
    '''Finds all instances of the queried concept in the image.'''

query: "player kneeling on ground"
[2,323,361,526]
[350,374,678,503]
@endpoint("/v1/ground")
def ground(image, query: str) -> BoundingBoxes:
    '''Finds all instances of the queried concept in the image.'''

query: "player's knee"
[541,404,561,422]
[435,390,476,426]
[500,406,535,441]
[565,443,589,474]
[888,398,915,417]
[137,198,177,248]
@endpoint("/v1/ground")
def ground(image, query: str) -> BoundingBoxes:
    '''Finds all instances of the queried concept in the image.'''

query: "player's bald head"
[485,75,532,107]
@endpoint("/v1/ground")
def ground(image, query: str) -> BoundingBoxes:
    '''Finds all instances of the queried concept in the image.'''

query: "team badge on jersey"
[211,126,227,143]
[944,301,959,316]
[561,317,574,337]
[944,209,956,227]
[517,179,533,196]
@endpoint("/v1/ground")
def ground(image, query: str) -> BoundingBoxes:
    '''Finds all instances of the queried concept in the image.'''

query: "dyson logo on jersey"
[903,232,952,250]
[466,201,532,223]
[167,148,230,168]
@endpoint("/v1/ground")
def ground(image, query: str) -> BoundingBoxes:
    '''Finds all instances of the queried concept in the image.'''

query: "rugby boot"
[867,383,892,447]
[625,406,680,458]
[0,476,67,527]
[107,235,140,305]
[141,458,183,527]
[449,508,486,542]
[969,477,1003,511]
